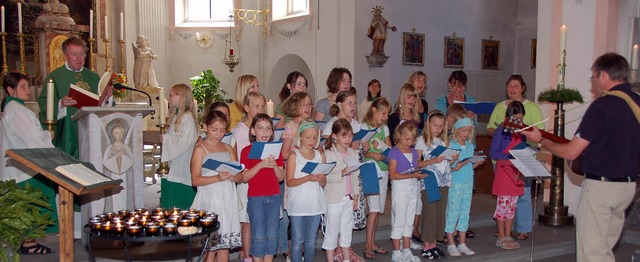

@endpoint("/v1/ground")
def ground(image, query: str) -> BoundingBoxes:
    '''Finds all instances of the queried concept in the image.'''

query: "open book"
[509,149,551,178]
[221,133,233,145]
[248,141,283,159]
[68,84,101,108]
[301,161,336,175]
[202,159,245,175]
[353,128,378,141]
[428,145,461,160]
[459,155,487,164]
[55,163,111,186]
[453,101,497,115]
[273,128,285,141]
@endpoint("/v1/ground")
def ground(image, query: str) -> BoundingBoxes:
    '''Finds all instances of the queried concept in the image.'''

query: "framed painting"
[403,32,425,66]
[481,39,500,70]
[444,36,464,68]
[531,38,537,68]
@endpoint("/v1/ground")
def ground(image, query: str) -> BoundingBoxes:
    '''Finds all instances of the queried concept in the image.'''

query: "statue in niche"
[132,36,159,88]
[367,5,396,55]
[103,124,133,175]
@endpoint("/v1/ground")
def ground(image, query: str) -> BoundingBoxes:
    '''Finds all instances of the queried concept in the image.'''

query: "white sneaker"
[410,240,423,250]
[402,250,421,262]
[447,245,461,257]
[391,251,403,262]
[457,244,475,255]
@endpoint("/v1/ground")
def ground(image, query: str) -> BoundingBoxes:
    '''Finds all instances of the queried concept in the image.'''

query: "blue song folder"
[360,162,380,195]
[273,128,285,141]
[422,169,441,203]
[455,101,497,115]
[202,159,245,175]
[248,141,283,159]
[428,145,461,160]
[301,161,336,175]
[353,128,378,141]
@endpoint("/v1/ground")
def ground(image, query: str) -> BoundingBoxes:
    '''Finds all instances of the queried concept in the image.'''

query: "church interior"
[2,0,640,261]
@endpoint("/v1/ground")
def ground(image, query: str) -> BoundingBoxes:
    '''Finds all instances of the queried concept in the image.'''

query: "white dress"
[286,149,327,216]
[191,146,242,251]
[231,122,250,223]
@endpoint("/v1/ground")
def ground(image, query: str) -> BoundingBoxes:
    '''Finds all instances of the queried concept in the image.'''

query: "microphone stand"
[113,84,153,106]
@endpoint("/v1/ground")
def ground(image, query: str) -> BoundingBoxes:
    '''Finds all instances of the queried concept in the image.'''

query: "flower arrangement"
[112,74,128,100]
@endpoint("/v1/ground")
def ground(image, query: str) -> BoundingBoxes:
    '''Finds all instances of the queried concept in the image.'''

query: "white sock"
[402,248,411,254]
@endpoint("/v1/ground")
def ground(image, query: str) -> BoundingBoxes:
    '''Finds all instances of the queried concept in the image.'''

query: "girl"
[323,119,361,262]
[190,110,242,262]
[281,92,314,160]
[361,98,392,259]
[445,118,485,256]
[414,110,455,260]
[286,120,327,262]
[314,67,352,122]
[230,75,260,129]
[161,84,199,209]
[388,122,427,262]
[0,72,55,254]
[388,83,423,146]
[232,91,266,262]
[321,91,360,141]
[490,101,526,250]
[357,79,381,121]
[241,114,286,261]
[196,102,231,144]
[407,71,429,121]
[275,71,308,128]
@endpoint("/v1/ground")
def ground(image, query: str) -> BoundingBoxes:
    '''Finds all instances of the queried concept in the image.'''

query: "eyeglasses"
[66,52,87,58]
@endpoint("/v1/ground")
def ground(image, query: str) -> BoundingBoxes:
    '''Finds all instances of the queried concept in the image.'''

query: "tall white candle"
[89,10,93,39]
[46,80,54,121]
[158,87,166,124]
[17,3,21,33]
[1,6,5,33]
[632,44,639,70]
[104,16,108,39]
[559,25,567,64]
[120,13,124,40]
[266,99,274,117]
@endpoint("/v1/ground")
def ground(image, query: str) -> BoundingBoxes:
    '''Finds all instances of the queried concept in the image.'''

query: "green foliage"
[0,180,54,261]
[190,69,228,118]
[537,88,584,104]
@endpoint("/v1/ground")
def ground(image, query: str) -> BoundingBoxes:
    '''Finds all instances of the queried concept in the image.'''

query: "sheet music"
[509,149,552,177]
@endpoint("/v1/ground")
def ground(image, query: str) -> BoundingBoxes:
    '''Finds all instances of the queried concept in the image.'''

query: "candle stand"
[104,39,111,72]
[43,120,56,132]
[0,32,8,77]
[156,124,169,176]
[18,33,26,75]
[88,38,95,72]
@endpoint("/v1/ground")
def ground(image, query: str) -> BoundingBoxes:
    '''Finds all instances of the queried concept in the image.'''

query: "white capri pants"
[367,171,389,213]
[322,196,354,250]
[390,183,418,239]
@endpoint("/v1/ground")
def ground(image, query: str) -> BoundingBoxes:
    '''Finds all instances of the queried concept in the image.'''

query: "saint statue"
[368,5,396,55]
[132,36,159,88]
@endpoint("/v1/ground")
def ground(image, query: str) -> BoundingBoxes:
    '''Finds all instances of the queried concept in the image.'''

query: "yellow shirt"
[228,102,244,130]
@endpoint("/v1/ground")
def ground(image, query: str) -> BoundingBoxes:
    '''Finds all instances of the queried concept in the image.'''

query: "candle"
[196,32,200,40]
[104,16,108,39]
[46,79,54,121]
[119,13,124,40]
[1,6,5,33]
[158,87,166,124]
[230,48,234,56]
[193,99,198,110]
[266,99,274,117]
[89,10,93,39]
[559,25,567,64]
[17,3,21,33]
[632,44,639,70]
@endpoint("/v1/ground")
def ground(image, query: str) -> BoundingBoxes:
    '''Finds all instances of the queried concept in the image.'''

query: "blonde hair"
[422,110,448,147]
[362,97,390,126]
[242,92,266,121]
[451,119,475,143]
[294,120,321,149]
[169,84,198,133]
[393,121,418,146]
[235,74,258,107]
[407,71,427,97]
[445,103,467,122]
[393,83,421,122]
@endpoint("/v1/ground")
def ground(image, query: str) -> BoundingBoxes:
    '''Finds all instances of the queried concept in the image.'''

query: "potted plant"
[0,180,54,262]
[190,69,228,122]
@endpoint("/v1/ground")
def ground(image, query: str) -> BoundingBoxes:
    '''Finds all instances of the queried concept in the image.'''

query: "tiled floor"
[20,183,640,261]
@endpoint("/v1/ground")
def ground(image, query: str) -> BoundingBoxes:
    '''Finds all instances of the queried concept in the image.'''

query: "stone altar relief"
[103,120,134,175]
[48,35,68,72]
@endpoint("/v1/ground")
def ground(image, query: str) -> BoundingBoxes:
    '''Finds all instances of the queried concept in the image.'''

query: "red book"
[68,84,100,108]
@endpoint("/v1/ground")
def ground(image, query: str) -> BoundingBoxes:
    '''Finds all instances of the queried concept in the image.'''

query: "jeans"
[289,215,321,262]
[514,180,532,233]
[247,194,281,257]
[278,182,290,254]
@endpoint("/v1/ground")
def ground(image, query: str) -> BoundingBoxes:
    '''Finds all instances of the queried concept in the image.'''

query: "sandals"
[466,230,476,239]
[516,233,529,240]
[20,243,53,255]
[372,247,389,254]
[363,250,376,259]
[496,237,520,250]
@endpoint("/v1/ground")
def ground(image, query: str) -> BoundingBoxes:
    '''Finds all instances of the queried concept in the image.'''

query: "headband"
[454,118,473,129]
[298,120,319,135]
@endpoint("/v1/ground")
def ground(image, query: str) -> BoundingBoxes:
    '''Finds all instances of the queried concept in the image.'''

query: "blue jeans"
[289,215,321,262]
[278,182,290,254]
[247,194,281,257]
[514,180,532,233]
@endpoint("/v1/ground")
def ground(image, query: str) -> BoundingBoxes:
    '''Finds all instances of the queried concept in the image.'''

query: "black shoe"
[432,247,446,258]
[420,248,439,260]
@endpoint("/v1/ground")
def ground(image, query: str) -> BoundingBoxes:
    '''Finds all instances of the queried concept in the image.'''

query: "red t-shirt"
[240,145,284,197]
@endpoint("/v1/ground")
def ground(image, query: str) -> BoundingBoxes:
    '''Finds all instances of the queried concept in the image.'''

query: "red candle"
[230,48,234,56]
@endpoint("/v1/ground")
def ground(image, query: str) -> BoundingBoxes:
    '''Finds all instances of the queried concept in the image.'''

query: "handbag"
[569,90,640,175]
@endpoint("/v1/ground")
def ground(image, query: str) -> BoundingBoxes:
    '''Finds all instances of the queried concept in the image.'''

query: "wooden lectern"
[5,148,121,262]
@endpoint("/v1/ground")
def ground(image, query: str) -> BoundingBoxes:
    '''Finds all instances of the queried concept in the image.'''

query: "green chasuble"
[37,66,99,159]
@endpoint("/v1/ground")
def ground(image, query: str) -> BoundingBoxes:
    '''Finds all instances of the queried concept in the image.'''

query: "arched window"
[273,0,309,21]
[175,0,235,28]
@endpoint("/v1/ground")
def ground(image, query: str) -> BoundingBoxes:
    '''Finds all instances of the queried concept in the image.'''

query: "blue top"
[490,126,526,161]
[435,93,478,129]
[575,83,640,178]
[450,139,475,184]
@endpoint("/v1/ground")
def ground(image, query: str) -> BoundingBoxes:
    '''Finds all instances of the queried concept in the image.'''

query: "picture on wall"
[481,39,500,70]
[444,36,464,68]
[403,32,425,66]
[531,38,537,68]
